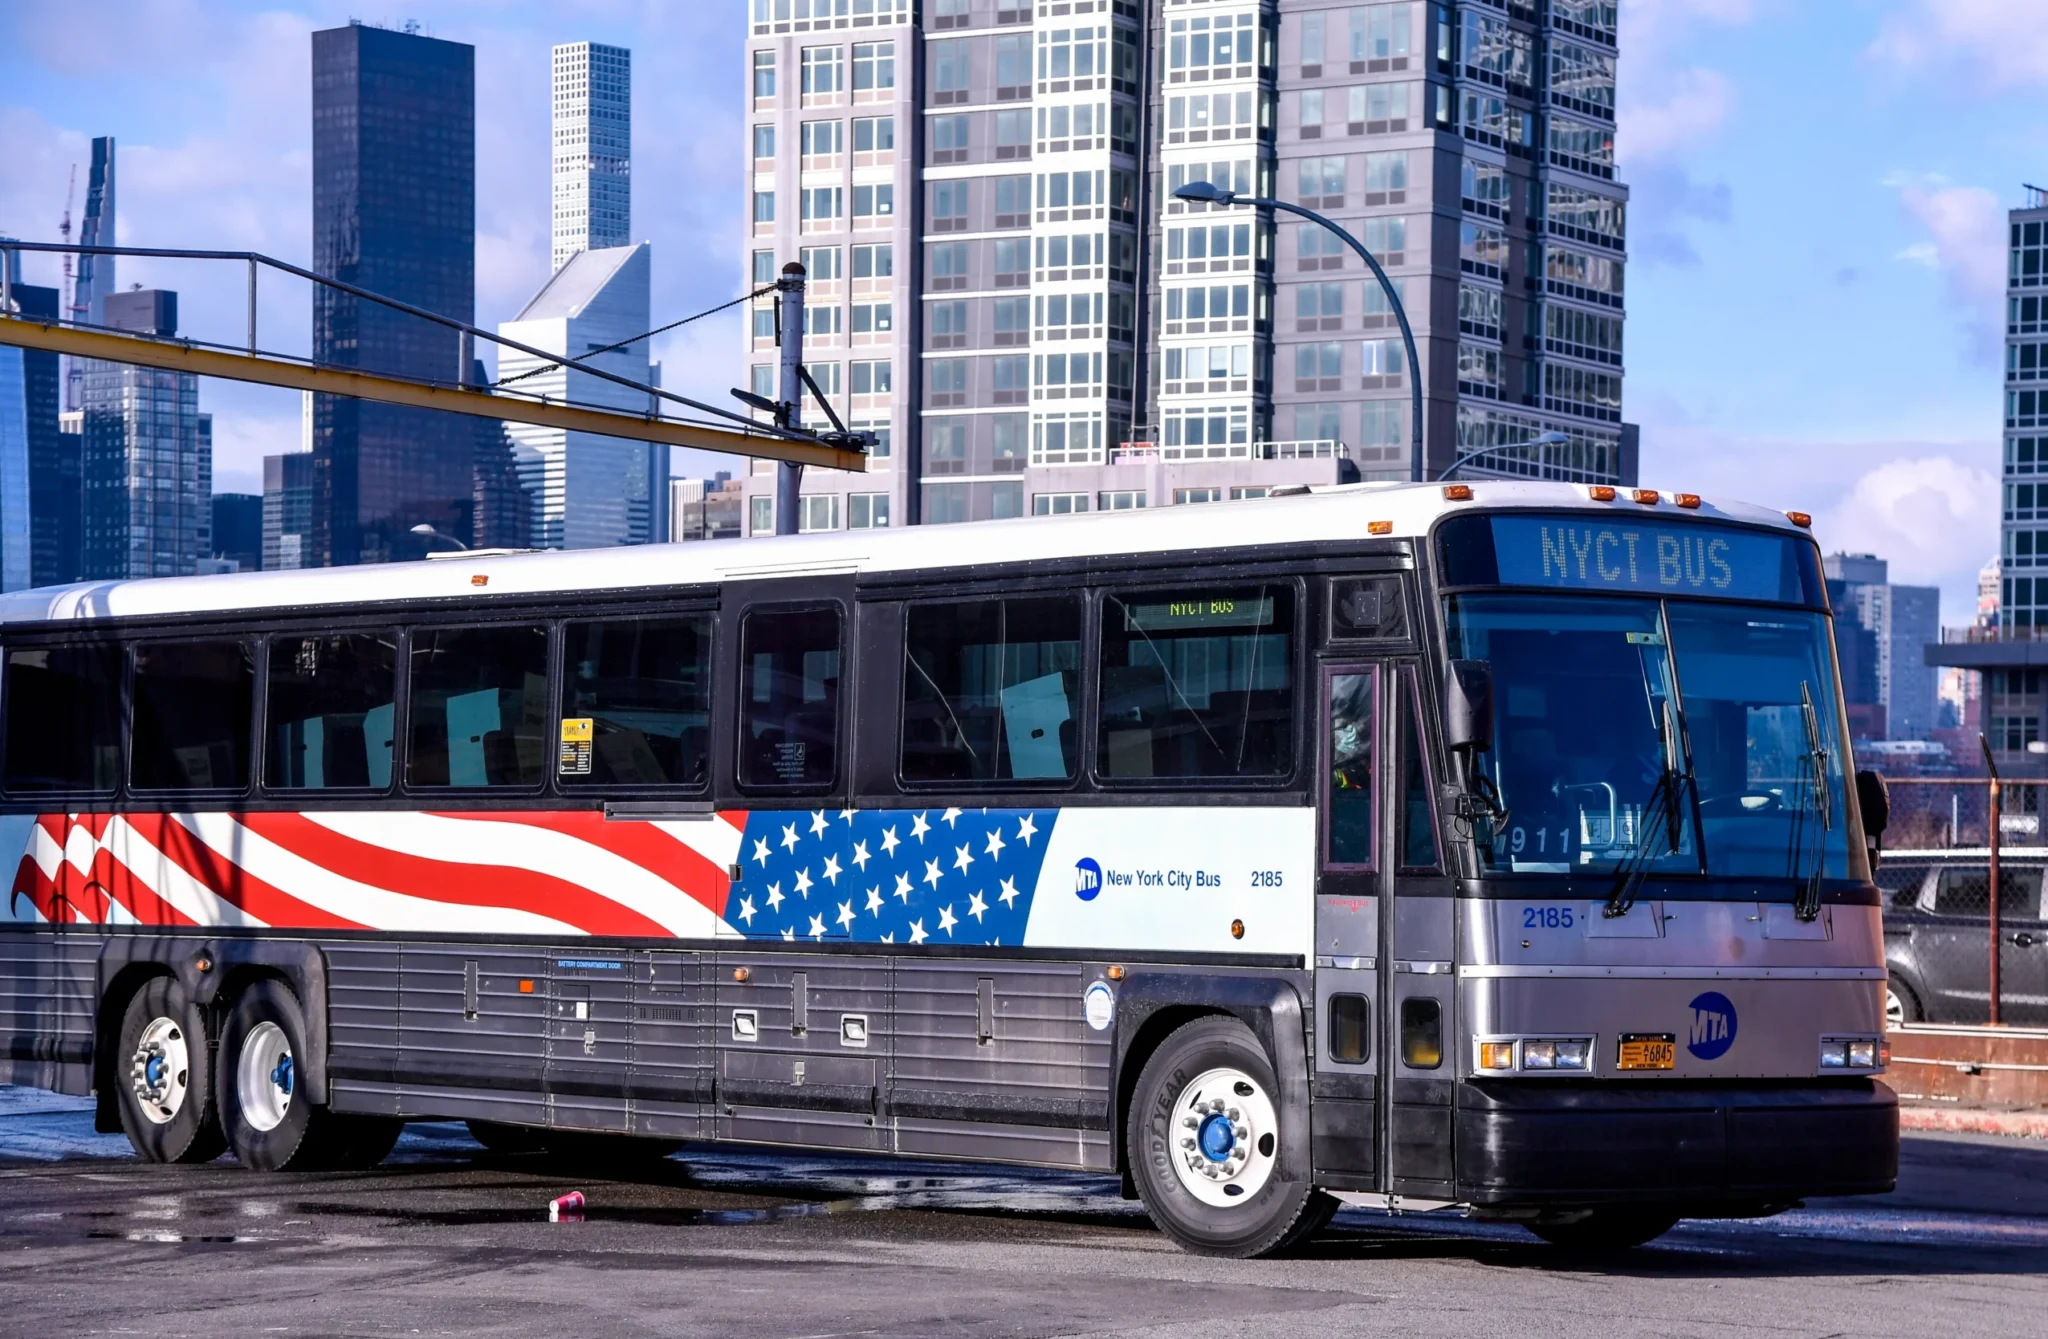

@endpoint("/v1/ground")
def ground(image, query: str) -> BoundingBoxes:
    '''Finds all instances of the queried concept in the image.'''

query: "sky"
[2,0,2045,621]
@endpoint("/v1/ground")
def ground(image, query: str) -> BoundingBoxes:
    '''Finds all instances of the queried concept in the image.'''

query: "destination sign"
[1468,515,1817,603]
[1125,594,1275,631]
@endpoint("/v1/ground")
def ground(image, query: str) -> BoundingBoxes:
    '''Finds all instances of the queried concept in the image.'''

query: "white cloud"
[1812,456,2001,599]
[1618,67,1735,165]
[1895,182,2008,357]
[1869,0,2048,89]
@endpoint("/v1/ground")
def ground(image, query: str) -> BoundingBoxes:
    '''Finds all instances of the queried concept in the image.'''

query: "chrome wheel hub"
[1169,1066,1278,1208]
[128,1016,190,1126]
[237,1021,294,1133]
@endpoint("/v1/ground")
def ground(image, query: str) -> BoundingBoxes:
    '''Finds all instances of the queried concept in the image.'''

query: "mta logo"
[1687,991,1737,1061]
[1074,857,1102,901]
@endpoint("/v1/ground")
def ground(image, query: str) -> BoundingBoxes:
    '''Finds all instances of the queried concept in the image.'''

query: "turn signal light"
[1588,485,1616,501]
[1368,519,1392,535]
[1479,1041,1515,1071]
[1675,493,1701,509]
[1443,484,1473,501]
[1632,489,1660,505]
[1786,510,1812,528]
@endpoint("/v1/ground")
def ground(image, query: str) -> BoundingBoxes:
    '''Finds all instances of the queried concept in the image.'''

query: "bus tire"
[1527,1207,1681,1251]
[325,1114,405,1171]
[114,976,227,1165]
[1126,1015,1335,1258]
[216,980,348,1172]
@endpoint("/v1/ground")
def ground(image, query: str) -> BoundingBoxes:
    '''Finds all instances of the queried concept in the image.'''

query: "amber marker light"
[1786,510,1812,528]
[1632,489,1660,505]
[518,979,534,993]
[1479,1042,1515,1071]
[1368,520,1392,535]
[471,574,489,587]
[1589,485,1616,501]
[1443,484,1473,501]
[1107,965,1126,981]
[733,967,751,982]
[1675,493,1702,509]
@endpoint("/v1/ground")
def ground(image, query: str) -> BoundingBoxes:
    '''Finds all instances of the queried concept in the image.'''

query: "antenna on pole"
[2027,183,2048,210]
[58,165,75,316]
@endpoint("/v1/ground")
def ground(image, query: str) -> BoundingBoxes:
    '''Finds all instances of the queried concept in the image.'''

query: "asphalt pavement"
[0,1085,2043,1338]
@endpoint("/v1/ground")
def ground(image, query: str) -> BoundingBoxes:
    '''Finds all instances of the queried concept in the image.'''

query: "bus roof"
[0,480,1807,626]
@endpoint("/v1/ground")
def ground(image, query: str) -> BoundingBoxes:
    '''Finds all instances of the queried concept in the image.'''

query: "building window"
[852,184,894,221]
[1293,403,1342,443]
[749,496,773,535]
[801,245,841,281]
[800,46,843,99]
[852,116,895,154]
[753,125,775,160]
[852,41,895,93]
[851,302,892,333]
[752,250,775,285]
[800,187,840,222]
[931,113,971,164]
[925,483,970,524]
[995,33,1030,94]
[991,481,1023,519]
[799,494,842,533]
[1352,3,1412,63]
[850,493,891,528]
[932,38,971,102]
[1175,488,1224,505]
[852,243,892,278]
[800,120,843,159]
[753,191,776,223]
[753,50,776,101]
[1033,492,1089,516]
[928,358,968,408]
[1098,490,1147,511]
[850,360,891,394]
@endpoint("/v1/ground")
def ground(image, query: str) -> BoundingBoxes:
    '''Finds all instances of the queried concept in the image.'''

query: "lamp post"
[409,522,470,552]
[1172,180,1425,482]
[1437,430,1572,481]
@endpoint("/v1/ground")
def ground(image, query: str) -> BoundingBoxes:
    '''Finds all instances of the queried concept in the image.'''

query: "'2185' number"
[1522,905,1574,929]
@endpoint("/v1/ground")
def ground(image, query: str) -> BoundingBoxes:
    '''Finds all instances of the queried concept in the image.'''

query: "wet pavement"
[0,1086,2044,1337]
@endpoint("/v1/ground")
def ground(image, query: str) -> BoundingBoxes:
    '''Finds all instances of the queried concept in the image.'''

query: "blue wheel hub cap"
[1197,1111,1235,1163]
[144,1054,163,1089]
[271,1054,294,1096]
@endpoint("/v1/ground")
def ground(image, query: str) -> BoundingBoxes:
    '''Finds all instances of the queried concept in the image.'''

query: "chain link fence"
[1878,778,2048,1027]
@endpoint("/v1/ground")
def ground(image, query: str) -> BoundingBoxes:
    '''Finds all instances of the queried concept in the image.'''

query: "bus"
[0,480,1898,1257]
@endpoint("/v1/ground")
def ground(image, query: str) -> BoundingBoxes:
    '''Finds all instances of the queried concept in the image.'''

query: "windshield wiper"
[1788,680,1832,921]
[1605,698,1691,919]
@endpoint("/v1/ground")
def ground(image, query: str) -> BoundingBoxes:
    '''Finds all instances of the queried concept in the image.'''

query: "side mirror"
[1855,769,1890,837]
[1443,659,1494,755]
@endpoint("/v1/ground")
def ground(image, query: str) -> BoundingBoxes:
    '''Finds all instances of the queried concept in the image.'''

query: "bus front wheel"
[1126,1016,1334,1258]
[113,976,227,1165]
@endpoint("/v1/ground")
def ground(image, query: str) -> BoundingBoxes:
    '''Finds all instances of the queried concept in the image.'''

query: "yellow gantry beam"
[0,317,867,473]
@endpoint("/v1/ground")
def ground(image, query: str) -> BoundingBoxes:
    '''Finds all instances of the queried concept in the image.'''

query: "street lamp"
[409,523,470,552]
[1437,430,1572,482]
[1172,180,1425,482]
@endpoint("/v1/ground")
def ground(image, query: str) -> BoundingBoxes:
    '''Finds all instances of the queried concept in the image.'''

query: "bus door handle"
[2011,932,2042,949]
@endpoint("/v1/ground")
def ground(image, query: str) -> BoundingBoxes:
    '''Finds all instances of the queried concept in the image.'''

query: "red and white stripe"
[5,809,745,938]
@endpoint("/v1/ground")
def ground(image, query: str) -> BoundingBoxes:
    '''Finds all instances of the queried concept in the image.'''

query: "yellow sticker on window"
[559,717,594,775]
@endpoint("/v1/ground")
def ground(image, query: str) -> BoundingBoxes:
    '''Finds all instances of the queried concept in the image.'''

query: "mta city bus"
[0,481,1897,1256]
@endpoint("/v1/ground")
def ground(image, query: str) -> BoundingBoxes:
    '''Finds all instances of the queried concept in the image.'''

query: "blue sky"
[2,0,2043,620]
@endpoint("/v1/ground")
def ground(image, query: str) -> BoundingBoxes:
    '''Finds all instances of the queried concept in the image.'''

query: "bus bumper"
[1455,1078,1899,1209]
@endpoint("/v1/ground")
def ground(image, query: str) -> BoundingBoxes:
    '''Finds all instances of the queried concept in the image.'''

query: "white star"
[781,927,796,941]
[1016,814,1038,846]
[910,811,932,842]
[738,895,757,925]
[810,810,830,838]
[923,858,944,889]
[781,822,801,852]
[881,825,901,857]
[822,854,843,885]
[881,932,896,944]
[765,881,785,912]
[865,885,884,916]
[836,899,856,930]
[943,807,963,828]
[852,840,872,871]
[953,842,975,873]
[908,918,928,944]
[793,867,814,898]
[839,808,858,824]
[998,876,1020,908]
[938,903,959,936]
[968,890,988,922]
[893,871,915,902]
[984,827,1006,859]
[808,913,827,939]
[752,836,773,866]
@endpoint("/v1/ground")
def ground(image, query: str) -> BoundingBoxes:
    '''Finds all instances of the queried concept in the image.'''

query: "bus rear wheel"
[1126,1016,1334,1258]
[114,976,226,1165]
[217,980,397,1172]
[1527,1208,1681,1251]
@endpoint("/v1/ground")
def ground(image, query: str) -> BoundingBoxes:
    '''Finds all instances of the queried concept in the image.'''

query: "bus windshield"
[1444,594,1861,882]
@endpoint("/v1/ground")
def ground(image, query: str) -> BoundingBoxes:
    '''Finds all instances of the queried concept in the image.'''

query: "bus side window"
[561,615,715,788]
[901,595,1081,784]
[1398,667,1440,870]
[1,644,123,794]
[265,632,399,790]
[739,607,842,790]
[131,640,255,792]
[407,625,550,789]
[1326,669,1374,867]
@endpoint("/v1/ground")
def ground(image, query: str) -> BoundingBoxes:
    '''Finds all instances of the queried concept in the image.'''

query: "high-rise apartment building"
[1825,552,1940,742]
[0,244,73,587]
[80,289,212,579]
[735,0,1633,534]
[552,41,632,271]
[498,243,667,548]
[310,21,477,566]
[262,451,315,571]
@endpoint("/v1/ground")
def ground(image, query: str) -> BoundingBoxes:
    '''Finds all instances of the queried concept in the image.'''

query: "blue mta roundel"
[1687,991,1737,1061]
[1074,857,1103,901]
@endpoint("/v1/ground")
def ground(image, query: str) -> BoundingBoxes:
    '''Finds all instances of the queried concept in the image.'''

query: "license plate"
[1617,1034,1676,1070]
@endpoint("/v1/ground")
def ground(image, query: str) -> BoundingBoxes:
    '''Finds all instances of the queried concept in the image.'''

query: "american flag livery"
[724,807,1058,945]
[2,807,1057,946]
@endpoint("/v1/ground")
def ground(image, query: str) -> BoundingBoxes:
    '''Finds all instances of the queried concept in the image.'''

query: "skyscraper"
[733,0,1634,535]
[262,451,315,571]
[0,243,73,587]
[1825,552,1940,742]
[80,289,212,579]
[211,493,263,573]
[498,243,666,548]
[310,20,477,566]
[66,136,116,413]
[552,41,632,271]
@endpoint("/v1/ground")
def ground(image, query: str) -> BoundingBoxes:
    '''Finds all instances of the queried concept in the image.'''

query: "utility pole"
[775,261,807,537]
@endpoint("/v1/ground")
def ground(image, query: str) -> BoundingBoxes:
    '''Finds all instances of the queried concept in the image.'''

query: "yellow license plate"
[1617,1034,1676,1070]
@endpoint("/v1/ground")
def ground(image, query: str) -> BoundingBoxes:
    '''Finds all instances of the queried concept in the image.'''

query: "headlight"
[1819,1040,1848,1068]
[1553,1039,1591,1070]
[1848,1038,1877,1068]
[1819,1035,1883,1072]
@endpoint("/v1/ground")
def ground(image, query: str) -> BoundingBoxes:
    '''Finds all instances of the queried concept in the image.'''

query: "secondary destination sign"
[1486,515,1806,602]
